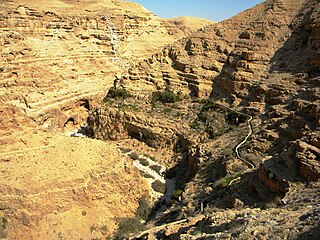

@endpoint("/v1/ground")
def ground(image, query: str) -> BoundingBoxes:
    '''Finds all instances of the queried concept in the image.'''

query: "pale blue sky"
[129,0,264,22]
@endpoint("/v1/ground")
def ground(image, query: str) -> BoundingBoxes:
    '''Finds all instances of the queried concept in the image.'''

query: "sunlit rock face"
[0,0,213,129]
[0,0,212,238]
[1,0,320,239]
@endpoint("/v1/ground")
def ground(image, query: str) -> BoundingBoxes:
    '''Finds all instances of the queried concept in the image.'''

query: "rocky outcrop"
[0,0,213,131]
[125,0,320,178]
[1,1,216,238]
[88,106,191,151]
[1,0,320,238]
[306,1,320,68]
[126,0,320,106]
[296,140,320,181]
[138,188,320,239]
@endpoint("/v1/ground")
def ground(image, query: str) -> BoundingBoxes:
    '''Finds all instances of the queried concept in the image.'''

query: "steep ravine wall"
[0,0,213,132]
[126,0,310,103]
[87,105,201,180]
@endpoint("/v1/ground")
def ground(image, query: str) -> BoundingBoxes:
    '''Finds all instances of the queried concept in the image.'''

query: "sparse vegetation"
[138,157,149,166]
[222,148,234,159]
[135,195,151,220]
[172,189,183,200]
[175,111,183,117]
[0,217,7,238]
[152,180,166,194]
[226,110,248,125]
[139,171,154,179]
[197,101,219,119]
[213,171,243,189]
[226,219,245,233]
[190,119,199,129]
[106,87,131,100]
[191,100,251,141]
[201,101,218,112]
[128,152,139,160]
[144,155,156,162]
[152,90,181,103]
[163,107,172,114]
[191,230,202,236]
[121,103,138,111]
[119,148,132,153]
[113,217,146,240]
[150,165,162,174]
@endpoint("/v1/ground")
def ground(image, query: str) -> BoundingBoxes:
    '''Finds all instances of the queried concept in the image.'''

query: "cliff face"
[124,0,320,184]
[0,0,215,239]
[306,0,320,67]
[1,0,320,239]
[100,0,319,237]
[128,0,314,99]
[0,0,213,129]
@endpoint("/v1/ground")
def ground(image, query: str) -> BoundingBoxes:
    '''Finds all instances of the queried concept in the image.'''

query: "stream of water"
[121,149,176,212]
[104,16,126,71]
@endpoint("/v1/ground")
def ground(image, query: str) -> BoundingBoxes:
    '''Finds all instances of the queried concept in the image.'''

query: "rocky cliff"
[123,0,320,184]
[1,0,320,239]
[0,0,213,130]
[90,0,320,238]
[0,0,214,239]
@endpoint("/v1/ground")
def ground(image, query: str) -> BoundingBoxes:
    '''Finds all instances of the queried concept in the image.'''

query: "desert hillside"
[0,0,319,239]
[0,0,215,238]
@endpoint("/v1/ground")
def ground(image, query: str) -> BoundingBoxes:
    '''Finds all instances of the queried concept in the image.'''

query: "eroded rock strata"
[0,0,319,239]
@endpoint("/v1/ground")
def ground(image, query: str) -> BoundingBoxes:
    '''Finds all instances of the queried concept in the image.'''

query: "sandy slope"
[0,128,149,239]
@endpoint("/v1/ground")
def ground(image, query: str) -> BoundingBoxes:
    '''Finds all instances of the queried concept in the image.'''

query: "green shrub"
[150,165,162,174]
[135,195,151,220]
[152,90,180,103]
[128,152,139,160]
[175,112,183,117]
[172,189,183,200]
[113,218,146,240]
[107,87,131,100]
[190,120,199,129]
[0,218,7,238]
[226,111,248,125]
[138,157,149,166]
[152,180,166,194]
[213,171,243,189]
[139,171,154,179]
[163,107,172,114]
[191,230,202,236]
[198,101,219,119]
[120,148,132,153]
[201,102,218,112]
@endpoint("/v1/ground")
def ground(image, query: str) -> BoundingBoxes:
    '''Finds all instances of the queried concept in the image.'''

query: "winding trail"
[226,113,255,187]
[130,108,256,238]
[235,115,255,169]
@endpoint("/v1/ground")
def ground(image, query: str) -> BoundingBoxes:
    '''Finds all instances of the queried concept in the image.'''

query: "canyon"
[0,0,319,239]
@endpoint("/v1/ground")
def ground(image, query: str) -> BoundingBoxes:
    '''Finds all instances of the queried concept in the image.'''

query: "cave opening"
[80,99,90,111]
[64,117,75,127]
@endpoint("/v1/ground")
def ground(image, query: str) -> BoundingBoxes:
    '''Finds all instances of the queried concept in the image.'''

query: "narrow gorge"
[0,0,319,239]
